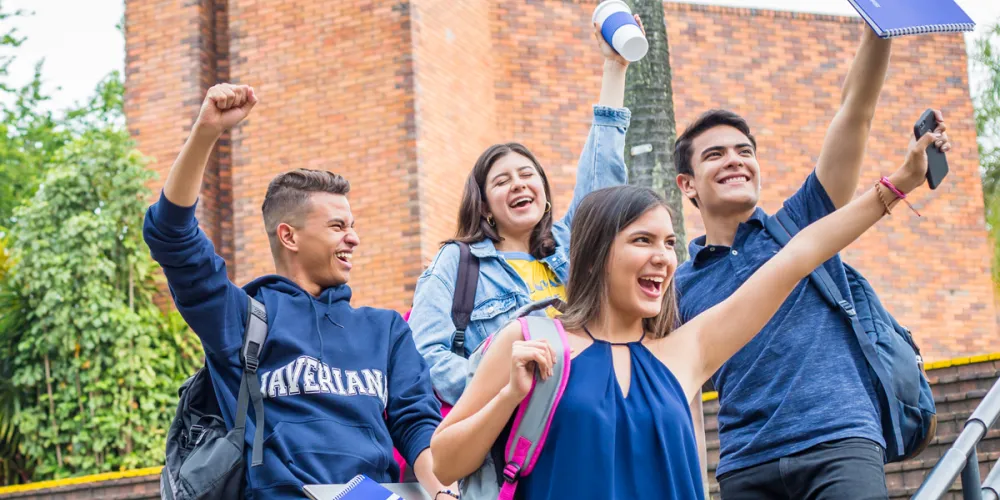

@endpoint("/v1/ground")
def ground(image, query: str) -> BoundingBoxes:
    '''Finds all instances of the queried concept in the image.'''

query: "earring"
[486,215,495,227]
[544,201,552,213]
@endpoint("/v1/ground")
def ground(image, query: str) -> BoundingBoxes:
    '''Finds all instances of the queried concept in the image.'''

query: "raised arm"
[164,84,257,206]
[551,21,639,247]
[142,84,258,354]
[430,321,555,485]
[815,29,892,208]
[661,117,948,401]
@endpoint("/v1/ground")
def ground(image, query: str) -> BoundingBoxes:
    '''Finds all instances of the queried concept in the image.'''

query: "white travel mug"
[592,0,648,62]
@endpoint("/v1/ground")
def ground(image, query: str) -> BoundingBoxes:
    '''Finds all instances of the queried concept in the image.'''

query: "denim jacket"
[409,105,631,405]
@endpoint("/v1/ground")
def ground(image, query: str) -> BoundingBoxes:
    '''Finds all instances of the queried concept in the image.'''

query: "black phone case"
[913,109,948,190]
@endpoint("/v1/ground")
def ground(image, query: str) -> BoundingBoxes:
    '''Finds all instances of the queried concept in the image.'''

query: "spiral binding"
[885,22,975,37]
[330,475,367,500]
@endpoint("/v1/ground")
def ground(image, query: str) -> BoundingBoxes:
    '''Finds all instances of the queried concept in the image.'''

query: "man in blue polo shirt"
[673,31,942,498]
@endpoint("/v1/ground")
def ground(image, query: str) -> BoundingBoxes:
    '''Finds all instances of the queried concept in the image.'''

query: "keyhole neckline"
[582,325,646,346]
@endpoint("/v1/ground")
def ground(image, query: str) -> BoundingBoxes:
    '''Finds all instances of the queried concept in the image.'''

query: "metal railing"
[913,376,1000,500]
[983,456,1000,500]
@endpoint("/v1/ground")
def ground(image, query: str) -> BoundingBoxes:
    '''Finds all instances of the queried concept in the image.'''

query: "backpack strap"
[450,242,480,357]
[498,316,571,500]
[764,210,843,307]
[234,296,269,466]
[764,208,905,458]
[511,296,564,319]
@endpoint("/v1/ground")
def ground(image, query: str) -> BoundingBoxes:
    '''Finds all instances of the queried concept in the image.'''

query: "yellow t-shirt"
[502,252,566,318]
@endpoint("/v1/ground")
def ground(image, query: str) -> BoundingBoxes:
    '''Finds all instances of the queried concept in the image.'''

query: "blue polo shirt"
[675,172,883,477]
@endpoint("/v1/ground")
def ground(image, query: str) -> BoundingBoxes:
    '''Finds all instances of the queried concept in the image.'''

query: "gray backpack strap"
[498,316,571,498]
[511,296,564,319]
[235,296,268,466]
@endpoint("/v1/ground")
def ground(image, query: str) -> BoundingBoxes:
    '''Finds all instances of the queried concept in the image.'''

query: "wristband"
[878,176,921,217]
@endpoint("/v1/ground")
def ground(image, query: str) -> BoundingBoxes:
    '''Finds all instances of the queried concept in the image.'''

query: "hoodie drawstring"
[309,298,325,365]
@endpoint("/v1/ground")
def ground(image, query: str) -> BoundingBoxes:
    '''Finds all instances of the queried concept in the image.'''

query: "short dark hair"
[449,143,557,259]
[674,110,757,207]
[560,185,680,340]
[261,169,350,247]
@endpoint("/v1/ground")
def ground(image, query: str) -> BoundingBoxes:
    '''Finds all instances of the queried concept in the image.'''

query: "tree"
[0,5,66,484]
[972,23,1000,287]
[0,5,200,483]
[621,0,688,262]
[0,235,30,484]
[0,73,201,480]
[0,7,68,230]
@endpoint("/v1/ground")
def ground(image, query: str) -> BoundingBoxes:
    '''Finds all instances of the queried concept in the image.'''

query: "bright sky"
[3,0,999,112]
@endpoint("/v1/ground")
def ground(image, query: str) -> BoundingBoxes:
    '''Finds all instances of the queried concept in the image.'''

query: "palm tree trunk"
[621,0,688,263]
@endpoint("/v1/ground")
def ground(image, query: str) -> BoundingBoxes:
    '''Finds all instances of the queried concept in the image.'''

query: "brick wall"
[410,0,499,269]
[222,0,424,309]
[124,1,997,358]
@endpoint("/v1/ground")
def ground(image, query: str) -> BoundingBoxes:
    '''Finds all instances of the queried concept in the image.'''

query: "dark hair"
[261,168,351,250]
[559,185,680,340]
[450,143,556,259]
[674,109,757,208]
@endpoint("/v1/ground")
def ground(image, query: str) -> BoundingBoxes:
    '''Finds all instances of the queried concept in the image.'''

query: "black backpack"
[160,296,269,499]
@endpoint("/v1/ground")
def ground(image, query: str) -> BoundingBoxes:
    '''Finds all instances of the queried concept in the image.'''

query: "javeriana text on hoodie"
[143,193,441,500]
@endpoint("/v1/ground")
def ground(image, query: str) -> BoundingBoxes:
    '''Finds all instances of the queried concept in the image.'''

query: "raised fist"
[194,84,258,138]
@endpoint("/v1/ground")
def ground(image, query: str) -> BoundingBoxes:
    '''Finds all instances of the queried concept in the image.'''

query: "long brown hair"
[559,185,680,340]
[449,143,557,259]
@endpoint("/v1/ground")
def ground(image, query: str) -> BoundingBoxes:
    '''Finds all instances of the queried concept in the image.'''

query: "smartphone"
[913,109,948,190]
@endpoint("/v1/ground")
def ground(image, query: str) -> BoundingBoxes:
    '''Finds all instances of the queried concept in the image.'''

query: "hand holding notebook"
[303,476,432,500]
[847,0,975,38]
[329,475,404,500]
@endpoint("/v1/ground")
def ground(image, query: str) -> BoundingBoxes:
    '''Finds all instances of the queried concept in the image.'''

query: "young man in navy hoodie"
[143,84,451,499]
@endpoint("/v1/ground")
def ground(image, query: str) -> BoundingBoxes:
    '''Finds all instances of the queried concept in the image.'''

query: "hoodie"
[143,193,440,500]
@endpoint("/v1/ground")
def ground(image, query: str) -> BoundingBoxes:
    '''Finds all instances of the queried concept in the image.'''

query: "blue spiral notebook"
[847,0,975,38]
[328,475,403,500]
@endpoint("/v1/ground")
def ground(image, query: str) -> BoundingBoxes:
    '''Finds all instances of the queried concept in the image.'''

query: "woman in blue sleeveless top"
[429,129,944,498]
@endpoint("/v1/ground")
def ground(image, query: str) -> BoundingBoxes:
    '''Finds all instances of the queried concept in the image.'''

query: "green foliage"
[0,5,58,483]
[0,8,69,229]
[0,73,202,479]
[0,4,201,482]
[0,235,31,484]
[972,23,1000,286]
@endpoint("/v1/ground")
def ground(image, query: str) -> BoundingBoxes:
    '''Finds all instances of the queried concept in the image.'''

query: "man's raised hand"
[195,84,258,139]
[163,84,258,207]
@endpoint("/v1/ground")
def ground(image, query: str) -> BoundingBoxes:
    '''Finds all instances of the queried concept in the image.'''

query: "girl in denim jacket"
[408,19,643,406]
